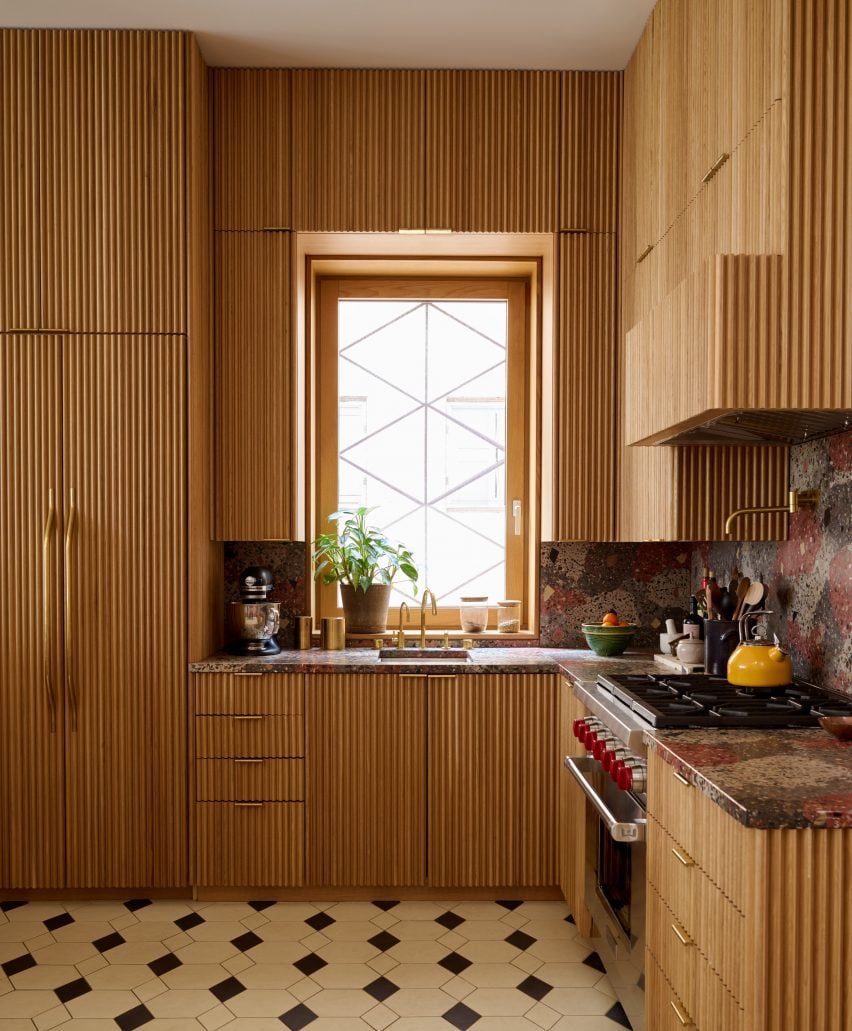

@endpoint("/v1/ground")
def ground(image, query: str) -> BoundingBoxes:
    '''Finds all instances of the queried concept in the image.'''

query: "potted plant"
[312,507,419,634]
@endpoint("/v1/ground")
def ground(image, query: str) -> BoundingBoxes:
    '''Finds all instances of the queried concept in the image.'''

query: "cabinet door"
[0,31,40,331]
[0,334,65,888]
[307,673,426,886]
[39,31,185,333]
[63,334,187,887]
[429,674,558,887]
[557,681,593,936]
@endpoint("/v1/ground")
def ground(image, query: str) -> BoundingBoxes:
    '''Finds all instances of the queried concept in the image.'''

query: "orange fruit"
[602,611,619,627]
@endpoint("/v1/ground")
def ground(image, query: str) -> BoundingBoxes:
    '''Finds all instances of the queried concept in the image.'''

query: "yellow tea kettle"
[727,610,792,688]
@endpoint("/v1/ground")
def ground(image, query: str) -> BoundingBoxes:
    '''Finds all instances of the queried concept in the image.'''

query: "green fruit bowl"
[581,623,639,657]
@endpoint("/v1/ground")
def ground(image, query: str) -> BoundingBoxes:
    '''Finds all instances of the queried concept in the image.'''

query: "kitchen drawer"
[648,751,695,855]
[195,672,304,715]
[645,949,698,1031]
[195,802,304,886]
[195,715,305,757]
[649,815,745,1001]
[196,758,305,801]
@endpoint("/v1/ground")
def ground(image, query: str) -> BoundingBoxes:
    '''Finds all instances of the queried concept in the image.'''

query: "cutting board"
[654,652,705,674]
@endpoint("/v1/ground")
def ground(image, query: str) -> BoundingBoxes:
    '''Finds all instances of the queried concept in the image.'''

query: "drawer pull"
[234,758,264,764]
[671,846,695,867]
[670,999,695,1026]
[701,151,730,183]
[234,672,263,677]
[231,715,265,721]
[399,674,428,680]
[671,922,694,946]
[234,802,263,808]
[672,770,691,787]
[428,675,458,681]
[636,243,653,264]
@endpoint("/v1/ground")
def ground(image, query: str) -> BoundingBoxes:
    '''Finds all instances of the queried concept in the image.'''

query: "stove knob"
[572,718,586,739]
[584,730,599,751]
[616,765,634,790]
[610,758,626,782]
[630,764,647,793]
[604,747,628,773]
[592,736,616,761]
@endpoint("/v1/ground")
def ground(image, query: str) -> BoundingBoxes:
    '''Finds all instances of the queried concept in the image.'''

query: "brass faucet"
[420,589,437,648]
[397,601,409,649]
[724,489,820,535]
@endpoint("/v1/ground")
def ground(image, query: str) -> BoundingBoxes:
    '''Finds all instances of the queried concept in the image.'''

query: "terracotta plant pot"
[339,583,392,634]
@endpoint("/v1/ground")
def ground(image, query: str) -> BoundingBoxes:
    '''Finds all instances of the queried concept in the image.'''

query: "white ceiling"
[1,0,654,69]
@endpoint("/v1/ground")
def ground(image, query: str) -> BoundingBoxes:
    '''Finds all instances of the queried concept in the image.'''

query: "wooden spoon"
[740,581,764,617]
[732,577,751,620]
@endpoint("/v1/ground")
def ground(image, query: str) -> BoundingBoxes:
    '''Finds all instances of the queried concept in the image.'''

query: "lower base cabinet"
[196,803,304,886]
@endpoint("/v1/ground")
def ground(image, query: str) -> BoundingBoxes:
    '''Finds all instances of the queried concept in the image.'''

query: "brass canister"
[295,616,313,650]
[320,616,346,651]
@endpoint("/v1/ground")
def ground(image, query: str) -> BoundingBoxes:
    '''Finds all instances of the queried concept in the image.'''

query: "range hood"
[649,408,852,446]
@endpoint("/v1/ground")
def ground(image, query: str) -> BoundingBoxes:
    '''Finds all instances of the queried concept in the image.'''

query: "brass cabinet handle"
[701,152,730,183]
[399,674,428,680]
[64,487,78,731]
[234,672,262,677]
[427,675,458,681]
[670,999,694,1026]
[672,770,691,787]
[671,845,695,867]
[671,922,694,946]
[231,714,265,720]
[234,758,264,764]
[234,801,263,807]
[636,243,653,264]
[42,488,57,733]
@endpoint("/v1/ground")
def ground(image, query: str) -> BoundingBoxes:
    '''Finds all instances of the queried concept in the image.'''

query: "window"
[315,277,532,630]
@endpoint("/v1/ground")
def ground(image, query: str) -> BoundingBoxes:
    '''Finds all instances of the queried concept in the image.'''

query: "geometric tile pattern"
[0,898,631,1028]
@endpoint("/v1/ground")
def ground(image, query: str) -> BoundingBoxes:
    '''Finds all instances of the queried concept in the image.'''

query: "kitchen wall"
[693,430,852,694]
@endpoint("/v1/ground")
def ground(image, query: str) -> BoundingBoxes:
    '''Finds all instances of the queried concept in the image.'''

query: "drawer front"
[196,758,305,801]
[195,672,304,715]
[646,947,743,1031]
[648,751,695,854]
[646,949,697,1030]
[195,802,304,886]
[647,884,698,1018]
[195,715,305,757]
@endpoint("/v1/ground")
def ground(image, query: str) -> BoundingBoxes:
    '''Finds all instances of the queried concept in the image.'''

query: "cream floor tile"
[134,978,170,1002]
[316,942,378,965]
[533,962,604,988]
[109,914,142,931]
[436,930,465,950]
[457,940,520,964]
[553,1018,630,1030]
[383,902,444,921]
[164,932,195,950]
[521,919,578,941]
[514,902,573,921]
[527,939,592,964]
[262,904,320,923]
[199,1002,233,1030]
[300,931,332,952]
[161,965,232,990]
[475,1018,541,1030]
[384,940,447,965]
[87,963,161,990]
[104,941,168,965]
[310,1020,371,1030]
[221,955,254,976]
[384,962,452,988]
[32,1003,70,1031]
[527,1000,562,1029]
[384,987,456,1017]
[0,1020,43,1030]
[51,1022,115,1029]
[173,942,239,966]
[464,986,535,1016]
[455,920,514,942]
[0,976,12,997]
[51,922,114,943]
[250,922,307,943]
[383,920,443,942]
[133,902,194,923]
[311,963,374,990]
[239,941,304,966]
[363,1000,396,1029]
[511,951,544,974]
[31,943,96,966]
[74,954,110,976]
[238,914,269,932]
[225,988,299,1017]
[237,964,303,990]
[385,1018,450,1029]
[196,906,255,923]
[304,988,374,1018]
[457,962,525,988]
[367,912,398,931]
[123,921,189,943]
[288,976,321,1002]
[64,902,130,921]
[9,965,78,991]
[322,922,381,943]
[218,1021,283,1030]
[185,922,247,943]
[365,954,397,975]
[23,936,54,954]
[544,986,616,1016]
[4,905,64,924]
[0,944,26,964]
[501,910,530,928]
[65,989,139,1018]
[595,976,617,1000]
[143,1020,205,1029]
[0,988,58,1017]
[0,923,44,942]
[324,903,383,922]
[451,902,509,921]
[441,975,475,1001]
[148,988,222,1018]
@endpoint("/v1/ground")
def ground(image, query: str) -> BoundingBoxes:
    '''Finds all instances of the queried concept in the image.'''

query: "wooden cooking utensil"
[740,580,764,617]
[733,577,751,619]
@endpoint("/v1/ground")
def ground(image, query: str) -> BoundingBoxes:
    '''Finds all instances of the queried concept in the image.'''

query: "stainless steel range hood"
[647,409,852,446]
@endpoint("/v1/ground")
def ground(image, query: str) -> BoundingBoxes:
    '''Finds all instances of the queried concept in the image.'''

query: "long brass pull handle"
[701,151,730,183]
[636,243,653,264]
[672,770,691,787]
[64,487,78,732]
[235,802,263,808]
[671,922,694,946]
[671,846,695,867]
[670,999,694,1026]
[232,715,264,721]
[42,488,57,733]
[234,758,264,764]
[234,672,262,678]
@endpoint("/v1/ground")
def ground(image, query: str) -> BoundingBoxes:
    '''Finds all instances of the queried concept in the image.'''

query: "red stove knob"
[617,765,634,791]
[610,757,627,782]
[592,736,615,760]
[603,748,625,772]
[572,718,586,739]
[584,730,600,752]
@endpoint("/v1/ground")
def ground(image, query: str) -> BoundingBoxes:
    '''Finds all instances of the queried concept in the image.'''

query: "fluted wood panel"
[38,30,185,333]
[0,334,65,888]
[196,759,304,801]
[425,70,560,232]
[195,673,304,715]
[786,0,852,411]
[557,681,593,936]
[196,802,304,886]
[292,69,424,232]
[555,233,616,540]
[63,334,186,887]
[196,716,305,758]
[560,73,621,232]
[214,231,295,540]
[307,674,426,887]
[213,69,291,230]
[0,32,40,331]
[429,674,558,887]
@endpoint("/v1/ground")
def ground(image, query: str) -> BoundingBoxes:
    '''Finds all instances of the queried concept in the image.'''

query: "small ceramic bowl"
[581,623,639,657]
[818,716,852,741]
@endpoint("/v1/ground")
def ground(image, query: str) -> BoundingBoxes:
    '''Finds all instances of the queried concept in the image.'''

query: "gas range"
[596,672,852,729]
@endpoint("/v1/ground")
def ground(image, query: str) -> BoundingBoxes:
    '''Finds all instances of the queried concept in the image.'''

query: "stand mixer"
[226,566,281,655]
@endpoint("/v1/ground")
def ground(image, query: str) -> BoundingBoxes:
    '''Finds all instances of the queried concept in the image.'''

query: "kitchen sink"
[378,648,472,664]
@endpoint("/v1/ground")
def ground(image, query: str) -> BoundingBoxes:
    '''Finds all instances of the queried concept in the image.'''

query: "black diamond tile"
[55,977,92,1003]
[210,975,246,1002]
[505,929,536,951]
[367,930,400,952]
[436,910,465,931]
[116,1003,154,1030]
[442,1001,481,1030]
[305,911,335,932]
[293,952,328,977]
[93,931,126,953]
[565,913,576,924]
[175,911,205,932]
[124,899,152,913]
[438,951,472,976]
[606,1001,633,1029]
[2,953,37,977]
[583,950,607,973]
[371,900,400,911]
[518,973,552,1001]
[279,1002,318,1029]
[148,952,182,977]
[0,901,27,912]
[44,912,74,932]
[496,899,523,910]
[364,975,399,1002]
[232,930,263,953]
[249,900,276,912]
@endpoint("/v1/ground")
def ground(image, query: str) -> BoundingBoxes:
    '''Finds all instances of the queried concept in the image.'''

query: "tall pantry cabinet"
[0,30,220,889]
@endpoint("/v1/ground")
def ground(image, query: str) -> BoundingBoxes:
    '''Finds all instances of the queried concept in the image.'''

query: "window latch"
[512,499,522,536]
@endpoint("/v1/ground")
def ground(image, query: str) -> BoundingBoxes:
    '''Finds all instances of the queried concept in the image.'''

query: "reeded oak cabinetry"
[557,681,593,937]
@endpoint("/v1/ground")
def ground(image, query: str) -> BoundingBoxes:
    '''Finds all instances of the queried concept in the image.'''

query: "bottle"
[683,595,704,640]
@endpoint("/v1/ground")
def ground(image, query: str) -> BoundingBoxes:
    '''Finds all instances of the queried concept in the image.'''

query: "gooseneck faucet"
[724,489,820,535]
[420,589,437,648]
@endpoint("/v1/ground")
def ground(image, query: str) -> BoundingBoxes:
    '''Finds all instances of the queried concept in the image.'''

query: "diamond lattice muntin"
[337,298,508,609]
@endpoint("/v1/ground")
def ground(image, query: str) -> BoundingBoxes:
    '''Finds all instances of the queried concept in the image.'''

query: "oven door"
[565,755,646,1031]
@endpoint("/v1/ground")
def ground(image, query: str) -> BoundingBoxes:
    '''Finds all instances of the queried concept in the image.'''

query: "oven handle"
[565,756,646,844]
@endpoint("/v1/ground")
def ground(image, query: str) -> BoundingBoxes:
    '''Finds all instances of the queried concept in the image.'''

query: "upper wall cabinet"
[292,69,425,232]
[425,70,560,232]
[212,69,291,231]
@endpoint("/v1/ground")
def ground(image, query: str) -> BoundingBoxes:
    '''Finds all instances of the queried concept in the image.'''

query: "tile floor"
[0,898,632,1030]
